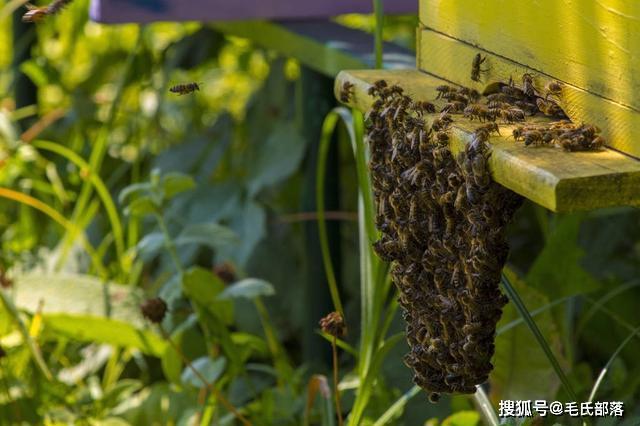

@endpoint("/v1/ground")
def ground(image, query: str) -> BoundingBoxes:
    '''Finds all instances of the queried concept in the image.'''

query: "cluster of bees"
[513,121,605,151]
[364,79,523,398]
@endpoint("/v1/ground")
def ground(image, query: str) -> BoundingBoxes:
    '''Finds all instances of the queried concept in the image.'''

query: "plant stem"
[372,0,383,68]
[332,336,343,426]
[500,274,578,401]
[154,212,183,274]
[160,327,252,426]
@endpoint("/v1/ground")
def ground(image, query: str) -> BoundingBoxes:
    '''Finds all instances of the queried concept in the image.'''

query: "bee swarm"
[366,80,524,397]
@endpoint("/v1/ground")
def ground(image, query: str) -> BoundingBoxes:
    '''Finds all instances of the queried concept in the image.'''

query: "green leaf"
[218,279,275,300]
[181,356,227,388]
[526,214,600,299]
[175,222,238,250]
[124,196,158,217]
[441,411,480,426]
[492,271,565,401]
[161,172,196,200]
[44,315,165,356]
[118,182,153,204]
[13,273,166,356]
[135,232,165,261]
[181,267,233,324]
[246,122,306,196]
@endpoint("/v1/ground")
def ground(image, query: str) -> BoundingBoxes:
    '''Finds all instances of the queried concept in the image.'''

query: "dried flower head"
[214,262,237,285]
[319,311,346,338]
[140,297,167,324]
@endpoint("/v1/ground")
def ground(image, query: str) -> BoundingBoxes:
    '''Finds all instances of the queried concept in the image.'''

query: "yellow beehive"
[335,1,640,212]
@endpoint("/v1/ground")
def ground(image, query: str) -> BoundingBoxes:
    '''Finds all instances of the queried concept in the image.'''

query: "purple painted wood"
[90,0,417,24]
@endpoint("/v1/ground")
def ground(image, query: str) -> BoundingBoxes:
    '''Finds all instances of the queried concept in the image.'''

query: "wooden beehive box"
[336,0,640,212]
[90,0,416,23]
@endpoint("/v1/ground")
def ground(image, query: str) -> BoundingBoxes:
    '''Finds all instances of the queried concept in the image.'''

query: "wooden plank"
[90,0,416,23]
[334,69,640,212]
[416,29,640,159]
[419,0,640,112]
[212,20,415,77]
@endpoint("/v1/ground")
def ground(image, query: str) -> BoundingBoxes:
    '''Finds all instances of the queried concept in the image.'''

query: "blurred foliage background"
[0,0,640,425]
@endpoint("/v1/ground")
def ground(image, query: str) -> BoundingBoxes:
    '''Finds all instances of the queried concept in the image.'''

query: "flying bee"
[339,81,355,103]
[522,73,536,97]
[22,0,72,22]
[169,82,202,95]
[536,98,565,117]
[471,53,487,82]
[22,4,48,22]
[545,80,563,99]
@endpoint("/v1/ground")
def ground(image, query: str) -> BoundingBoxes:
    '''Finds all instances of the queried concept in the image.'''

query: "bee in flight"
[22,0,73,22]
[169,82,202,96]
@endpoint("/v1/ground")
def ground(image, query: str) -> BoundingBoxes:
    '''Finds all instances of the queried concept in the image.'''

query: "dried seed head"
[319,311,346,338]
[141,297,167,324]
[213,262,237,285]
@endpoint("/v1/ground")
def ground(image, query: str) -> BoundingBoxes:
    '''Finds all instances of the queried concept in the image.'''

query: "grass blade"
[372,385,420,426]
[500,273,578,401]
[588,324,640,403]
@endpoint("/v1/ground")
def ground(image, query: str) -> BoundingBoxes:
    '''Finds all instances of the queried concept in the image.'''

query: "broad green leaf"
[12,273,166,356]
[44,315,165,356]
[246,122,306,196]
[181,267,233,324]
[492,271,564,401]
[181,356,226,388]
[175,222,238,250]
[218,278,275,300]
[526,214,600,300]
[161,172,195,200]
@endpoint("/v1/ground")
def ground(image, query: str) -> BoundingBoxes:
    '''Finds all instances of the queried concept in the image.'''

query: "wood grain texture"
[419,0,640,111]
[335,69,640,212]
[417,29,640,159]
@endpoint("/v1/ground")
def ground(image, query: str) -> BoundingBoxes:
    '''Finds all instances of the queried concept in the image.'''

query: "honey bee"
[442,92,469,103]
[435,85,457,99]
[459,87,481,102]
[463,104,493,122]
[545,80,563,99]
[22,0,72,22]
[475,122,500,136]
[339,81,355,103]
[536,98,565,117]
[414,100,436,115]
[522,73,536,97]
[470,53,487,82]
[431,112,453,131]
[169,82,201,95]
[500,84,525,99]
[442,101,466,113]
[498,107,525,123]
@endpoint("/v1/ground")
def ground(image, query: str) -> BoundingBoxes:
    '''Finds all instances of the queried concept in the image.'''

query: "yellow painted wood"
[416,29,640,160]
[419,0,640,112]
[335,69,640,212]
